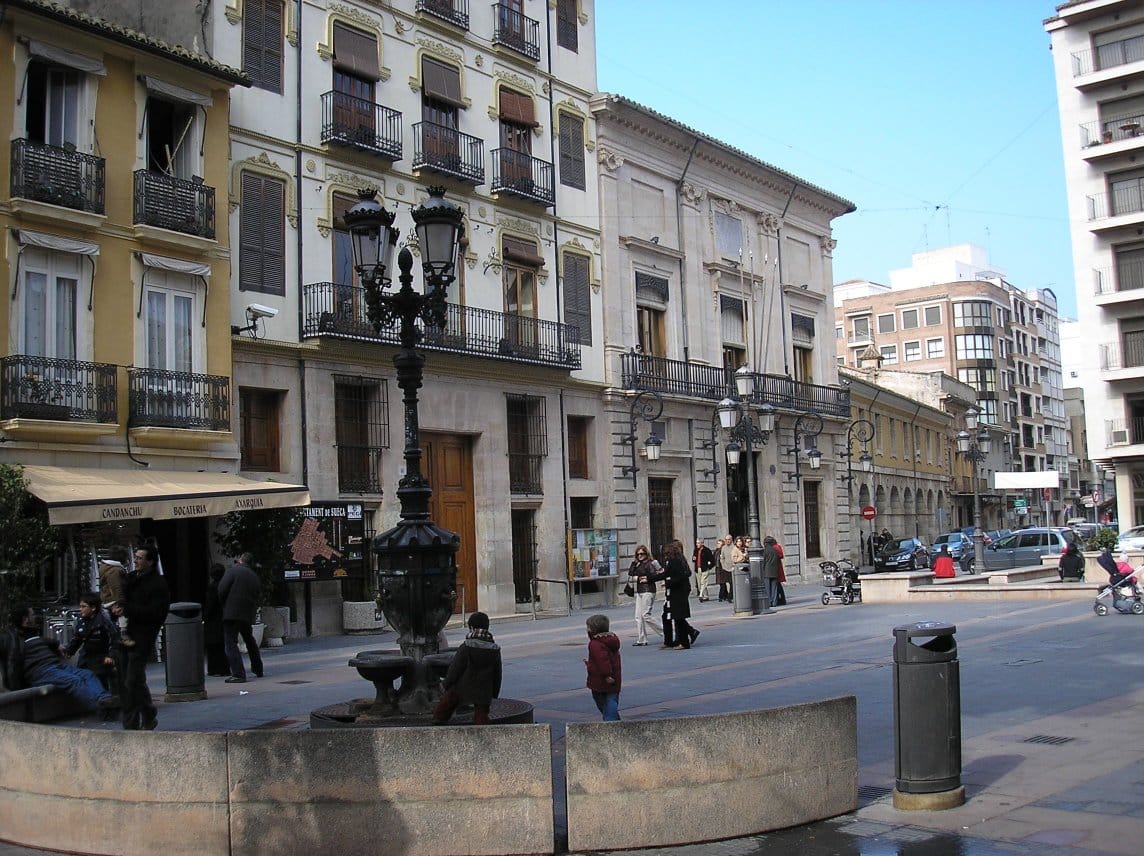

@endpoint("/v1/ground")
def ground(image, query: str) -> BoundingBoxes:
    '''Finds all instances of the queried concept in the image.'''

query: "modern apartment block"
[833,245,1070,528]
[1046,0,1144,528]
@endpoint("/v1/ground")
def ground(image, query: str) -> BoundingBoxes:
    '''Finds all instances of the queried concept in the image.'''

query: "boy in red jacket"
[584,613,622,721]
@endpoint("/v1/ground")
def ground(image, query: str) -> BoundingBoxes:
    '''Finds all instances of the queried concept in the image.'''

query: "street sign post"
[861,506,877,521]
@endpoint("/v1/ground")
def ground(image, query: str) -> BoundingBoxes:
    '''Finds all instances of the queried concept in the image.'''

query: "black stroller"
[820,559,861,605]
[1094,565,1143,615]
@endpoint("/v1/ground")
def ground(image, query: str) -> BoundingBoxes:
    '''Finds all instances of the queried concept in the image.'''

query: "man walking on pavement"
[112,545,169,730]
[219,552,264,683]
[692,538,715,602]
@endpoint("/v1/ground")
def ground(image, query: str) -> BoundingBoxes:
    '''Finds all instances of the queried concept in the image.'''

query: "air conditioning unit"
[1110,428,1130,446]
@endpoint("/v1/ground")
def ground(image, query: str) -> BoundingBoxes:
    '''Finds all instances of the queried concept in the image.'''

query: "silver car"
[966,527,1081,573]
[1117,525,1144,552]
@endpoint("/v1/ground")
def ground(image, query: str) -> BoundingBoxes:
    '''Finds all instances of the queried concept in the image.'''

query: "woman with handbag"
[627,545,663,647]
[654,540,698,650]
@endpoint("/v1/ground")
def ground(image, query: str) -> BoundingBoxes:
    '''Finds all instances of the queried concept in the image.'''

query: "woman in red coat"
[932,544,956,578]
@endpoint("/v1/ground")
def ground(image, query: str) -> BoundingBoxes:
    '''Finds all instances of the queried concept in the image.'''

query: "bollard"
[892,621,964,809]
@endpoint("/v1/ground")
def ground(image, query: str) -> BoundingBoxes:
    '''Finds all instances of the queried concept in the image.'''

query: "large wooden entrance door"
[421,433,476,614]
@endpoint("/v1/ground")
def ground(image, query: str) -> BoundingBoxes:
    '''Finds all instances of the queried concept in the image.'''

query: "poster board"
[283,502,366,582]
[567,528,619,580]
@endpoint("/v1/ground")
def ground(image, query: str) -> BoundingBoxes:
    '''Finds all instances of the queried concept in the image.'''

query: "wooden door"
[421,433,476,614]
[648,478,675,562]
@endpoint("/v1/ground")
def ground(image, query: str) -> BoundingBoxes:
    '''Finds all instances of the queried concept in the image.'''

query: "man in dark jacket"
[0,606,114,710]
[218,552,264,683]
[113,545,170,730]
[692,538,716,602]
[761,537,782,609]
[432,611,501,725]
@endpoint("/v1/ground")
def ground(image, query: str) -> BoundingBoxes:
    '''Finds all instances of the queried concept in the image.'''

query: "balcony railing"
[1099,332,1144,370]
[127,368,230,430]
[1072,35,1144,77]
[1080,111,1144,147]
[509,453,543,494]
[1093,262,1144,296]
[1106,417,1144,447]
[0,355,117,422]
[301,281,581,368]
[321,92,402,160]
[490,148,554,206]
[847,330,872,343]
[412,122,484,184]
[338,445,383,493]
[1086,188,1144,221]
[417,0,468,28]
[492,2,540,60]
[133,170,215,239]
[10,139,105,214]
[620,351,850,417]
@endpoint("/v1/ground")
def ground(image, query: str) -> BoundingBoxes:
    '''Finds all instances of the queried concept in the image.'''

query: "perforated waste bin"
[164,602,206,701]
[893,621,961,794]
[732,566,752,615]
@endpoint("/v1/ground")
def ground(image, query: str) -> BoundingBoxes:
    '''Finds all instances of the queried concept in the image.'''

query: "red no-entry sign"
[861,506,877,521]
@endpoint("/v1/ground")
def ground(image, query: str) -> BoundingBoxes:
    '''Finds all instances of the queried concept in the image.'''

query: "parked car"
[873,537,930,572]
[962,527,1081,573]
[933,532,970,561]
[1117,525,1144,552]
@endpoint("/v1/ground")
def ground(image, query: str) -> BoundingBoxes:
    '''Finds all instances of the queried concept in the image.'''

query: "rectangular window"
[953,301,992,327]
[957,367,997,393]
[877,313,895,334]
[569,497,594,529]
[240,388,281,471]
[904,340,921,362]
[567,415,590,479]
[880,345,898,365]
[25,61,81,147]
[144,272,195,373]
[332,22,379,81]
[562,251,591,345]
[835,325,843,340]
[558,112,585,190]
[507,393,547,494]
[926,337,944,358]
[239,172,286,295]
[637,305,666,357]
[243,0,283,93]
[334,376,389,493]
[851,316,871,339]
[1115,244,1144,292]
[1110,168,1144,216]
[21,249,80,360]
[901,308,919,329]
[556,0,578,51]
[923,305,941,326]
[955,334,994,360]
[720,295,745,345]
[714,211,742,259]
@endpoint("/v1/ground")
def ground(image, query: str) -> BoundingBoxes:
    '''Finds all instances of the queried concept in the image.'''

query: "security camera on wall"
[231,303,278,337]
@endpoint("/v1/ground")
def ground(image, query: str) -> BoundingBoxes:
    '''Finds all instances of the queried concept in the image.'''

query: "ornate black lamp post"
[786,411,824,484]
[716,366,776,615]
[841,418,875,562]
[956,406,992,574]
[620,389,664,487]
[344,185,463,714]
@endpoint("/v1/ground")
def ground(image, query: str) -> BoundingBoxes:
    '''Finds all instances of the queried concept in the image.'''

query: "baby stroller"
[1094,565,1143,615]
[820,559,861,605]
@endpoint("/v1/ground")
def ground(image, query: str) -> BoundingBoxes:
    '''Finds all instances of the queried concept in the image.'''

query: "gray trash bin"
[164,602,206,701]
[893,621,961,794]
[732,566,752,614]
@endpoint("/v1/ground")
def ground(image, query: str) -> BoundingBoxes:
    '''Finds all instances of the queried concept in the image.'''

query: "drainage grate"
[1023,734,1075,746]
[858,784,893,804]
[277,679,312,685]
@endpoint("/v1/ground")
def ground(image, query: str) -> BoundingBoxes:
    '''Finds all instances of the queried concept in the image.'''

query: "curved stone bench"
[0,696,858,855]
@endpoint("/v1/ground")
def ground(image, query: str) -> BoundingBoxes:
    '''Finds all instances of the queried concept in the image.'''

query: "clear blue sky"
[595,1,1076,318]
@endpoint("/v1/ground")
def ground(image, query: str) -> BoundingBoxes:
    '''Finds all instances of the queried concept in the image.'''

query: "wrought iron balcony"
[1072,34,1144,77]
[302,281,581,369]
[133,170,216,239]
[1099,331,1144,372]
[10,139,105,214]
[127,368,230,430]
[492,2,540,60]
[412,122,484,184]
[620,350,850,417]
[490,148,554,206]
[0,355,117,422]
[417,0,468,29]
[1086,188,1144,222]
[321,92,402,160]
[1079,112,1144,148]
[1093,264,1144,296]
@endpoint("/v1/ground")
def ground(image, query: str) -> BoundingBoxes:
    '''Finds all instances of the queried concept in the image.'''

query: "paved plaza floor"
[2,583,1141,855]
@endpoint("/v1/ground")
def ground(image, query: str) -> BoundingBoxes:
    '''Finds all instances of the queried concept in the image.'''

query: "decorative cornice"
[680,181,705,208]
[494,69,536,93]
[416,36,463,65]
[819,236,837,257]
[315,173,378,238]
[758,212,782,236]
[230,153,298,227]
[619,235,684,261]
[317,7,390,81]
[596,146,624,173]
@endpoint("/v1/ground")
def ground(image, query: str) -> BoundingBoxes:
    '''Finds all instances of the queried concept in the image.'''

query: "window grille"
[635,271,668,302]
[506,393,547,494]
[334,375,389,493]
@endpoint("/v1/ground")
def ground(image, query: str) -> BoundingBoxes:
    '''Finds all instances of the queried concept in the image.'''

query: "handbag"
[623,582,635,597]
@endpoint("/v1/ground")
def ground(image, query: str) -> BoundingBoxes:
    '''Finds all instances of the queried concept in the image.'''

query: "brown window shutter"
[558,112,584,190]
[422,56,464,107]
[503,236,544,267]
[332,193,356,229]
[333,23,379,81]
[499,88,535,127]
[562,252,592,346]
[263,177,286,295]
[240,172,286,295]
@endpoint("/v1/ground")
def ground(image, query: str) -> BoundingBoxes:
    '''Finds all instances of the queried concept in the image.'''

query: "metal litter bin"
[163,602,206,701]
[893,621,961,794]
[732,566,752,615]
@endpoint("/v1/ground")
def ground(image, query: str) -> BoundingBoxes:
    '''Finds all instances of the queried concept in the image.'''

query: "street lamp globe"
[965,407,979,431]
[757,402,776,435]
[976,430,992,455]
[807,447,822,470]
[644,433,663,462]
[956,430,971,455]
[344,188,398,285]
[411,186,464,282]
[859,452,873,472]
[734,365,754,399]
[717,397,739,431]
[725,441,742,466]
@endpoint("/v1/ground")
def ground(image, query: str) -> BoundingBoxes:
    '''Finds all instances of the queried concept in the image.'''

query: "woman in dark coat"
[651,540,698,650]
[203,563,229,676]
[1058,543,1085,581]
